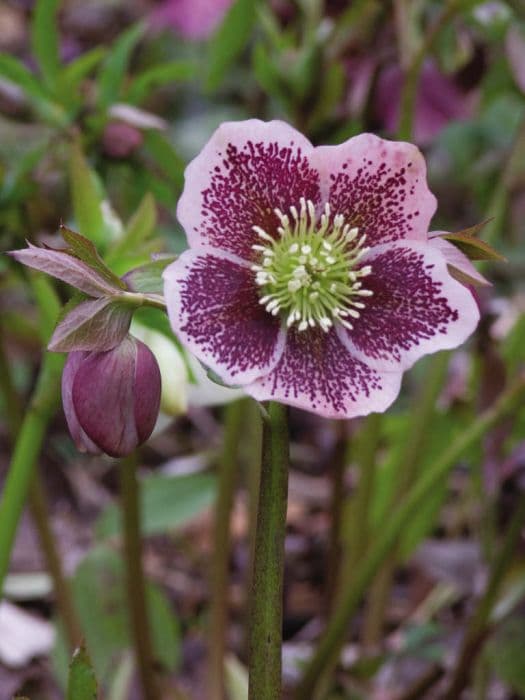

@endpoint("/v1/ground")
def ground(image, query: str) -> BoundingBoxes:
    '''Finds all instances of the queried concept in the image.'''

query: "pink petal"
[311,133,436,247]
[337,241,480,371]
[61,352,101,455]
[176,119,320,261]
[245,328,402,419]
[163,250,286,385]
[150,0,233,40]
[429,233,490,287]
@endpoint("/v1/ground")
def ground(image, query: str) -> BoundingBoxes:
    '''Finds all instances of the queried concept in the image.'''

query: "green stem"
[293,378,525,700]
[119,454,159,700]
[325,421,348,613]
[249,401,290,700]
[0,350,63,595]
[363,352,450,646]
[444,493,525,699]
[397,0,463,141]
[209,399,244,700]
[28,476,83,650]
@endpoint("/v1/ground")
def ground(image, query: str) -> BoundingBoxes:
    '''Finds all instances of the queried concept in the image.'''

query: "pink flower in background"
[163,119,479,418]
[150,0,233,40]
[374,61,472,145]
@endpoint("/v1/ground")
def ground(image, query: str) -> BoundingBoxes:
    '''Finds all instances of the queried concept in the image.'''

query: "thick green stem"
[249,401,289,700]
[0,350,63,595]
[444,493,525,699]
[363,352,450,646]
[119,454,159,700]
[209,399,244,700]
[294,378,525,700]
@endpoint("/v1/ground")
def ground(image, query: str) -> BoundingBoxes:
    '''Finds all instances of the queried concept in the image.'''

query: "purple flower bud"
[62,336,161,458]
[102,122,143,159]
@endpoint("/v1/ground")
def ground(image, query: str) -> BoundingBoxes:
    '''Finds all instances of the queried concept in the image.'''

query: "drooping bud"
[62,335,161,458]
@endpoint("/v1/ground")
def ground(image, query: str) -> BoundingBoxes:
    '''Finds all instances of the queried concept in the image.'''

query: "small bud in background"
[102,122,143,159]
[62,336,161,458]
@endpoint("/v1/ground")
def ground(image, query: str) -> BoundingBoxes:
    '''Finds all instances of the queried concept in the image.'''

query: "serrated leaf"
[96,473,217,538]
[98,23,145,109]
[125,60,195,104]
[10,244,121,297]
[207,0,256,91]
[31,0,61,89]
[69,142,109,247]
[439,220,506,262]
[67,646,98,700]
[60,226,126,290]
[122,257,175,294]
[48,297,132,352]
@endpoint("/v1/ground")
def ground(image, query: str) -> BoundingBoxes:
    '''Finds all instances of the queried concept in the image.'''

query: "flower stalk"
[294,377,525,700]
[249,401,290,700]
[209,398,244,700]
[119,453,159,700]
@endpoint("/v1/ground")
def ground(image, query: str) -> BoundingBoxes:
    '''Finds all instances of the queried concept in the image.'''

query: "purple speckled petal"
[62,352,101,455]
[133,339,162,443]
[311,133,436,247]
[245,328,402,419]
[176,119,320,262]
[72,339,138,457]
[163,249,286,386]
[337,241,480,371]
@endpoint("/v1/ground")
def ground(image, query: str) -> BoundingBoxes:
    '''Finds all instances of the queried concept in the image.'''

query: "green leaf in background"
[67,646,98,700]
[96,472,216,538]
[31,0,61,90]
[69,141,112,248]
[485,617,525,694]
[98,23,145,110]
[54,546,180,688]
[207,0,256,91]
[122,257,176,294]
[106,192,158,268]
[143,130,185,191]
[57,46,107,109]
[126,60,195,104]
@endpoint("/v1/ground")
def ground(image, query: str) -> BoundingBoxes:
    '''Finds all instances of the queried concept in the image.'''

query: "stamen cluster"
[251,198,373,332]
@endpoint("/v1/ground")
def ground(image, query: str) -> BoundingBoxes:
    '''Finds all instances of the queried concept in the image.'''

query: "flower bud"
[62,336,161,457]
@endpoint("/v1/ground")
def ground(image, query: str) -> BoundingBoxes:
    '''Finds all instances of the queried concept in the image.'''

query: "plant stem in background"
[294,377,525,700]
[0,350,64,595]
[28,475,83,650]
[119,453,159,700]
[325,420,348,613]
[249,401,290,700]
[363,352,450,646]
[209,398,244,700]
[397,0,463,140]
[444,493,525,699]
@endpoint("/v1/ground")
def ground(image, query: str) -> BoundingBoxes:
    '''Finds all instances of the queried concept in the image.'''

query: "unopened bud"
[62,335,161,457]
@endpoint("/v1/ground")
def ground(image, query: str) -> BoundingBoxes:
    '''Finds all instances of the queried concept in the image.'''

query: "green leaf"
[207,0,256,91]
[31,0,61,89]
[58,46,107,106]
[57,546,181,687]
[98,23,145,109]
[142,131,185,190]
[69,141,110,247]
[106,193,157,265]
[67,646,98,700]
[122,257,175,294]
[126,60,195,104]
[485,617,525,694]
[96,472,217,538]
[442,231,507,261]
[60,225,126,290]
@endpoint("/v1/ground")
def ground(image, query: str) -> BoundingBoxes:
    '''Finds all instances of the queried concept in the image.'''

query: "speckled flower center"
[251,198,373,332]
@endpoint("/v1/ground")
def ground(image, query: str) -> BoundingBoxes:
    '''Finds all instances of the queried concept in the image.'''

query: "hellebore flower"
[62,335,161,457]
[163,119,480,419]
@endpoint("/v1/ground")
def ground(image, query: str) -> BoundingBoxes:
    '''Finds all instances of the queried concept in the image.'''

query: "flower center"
[251,198,373,332]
